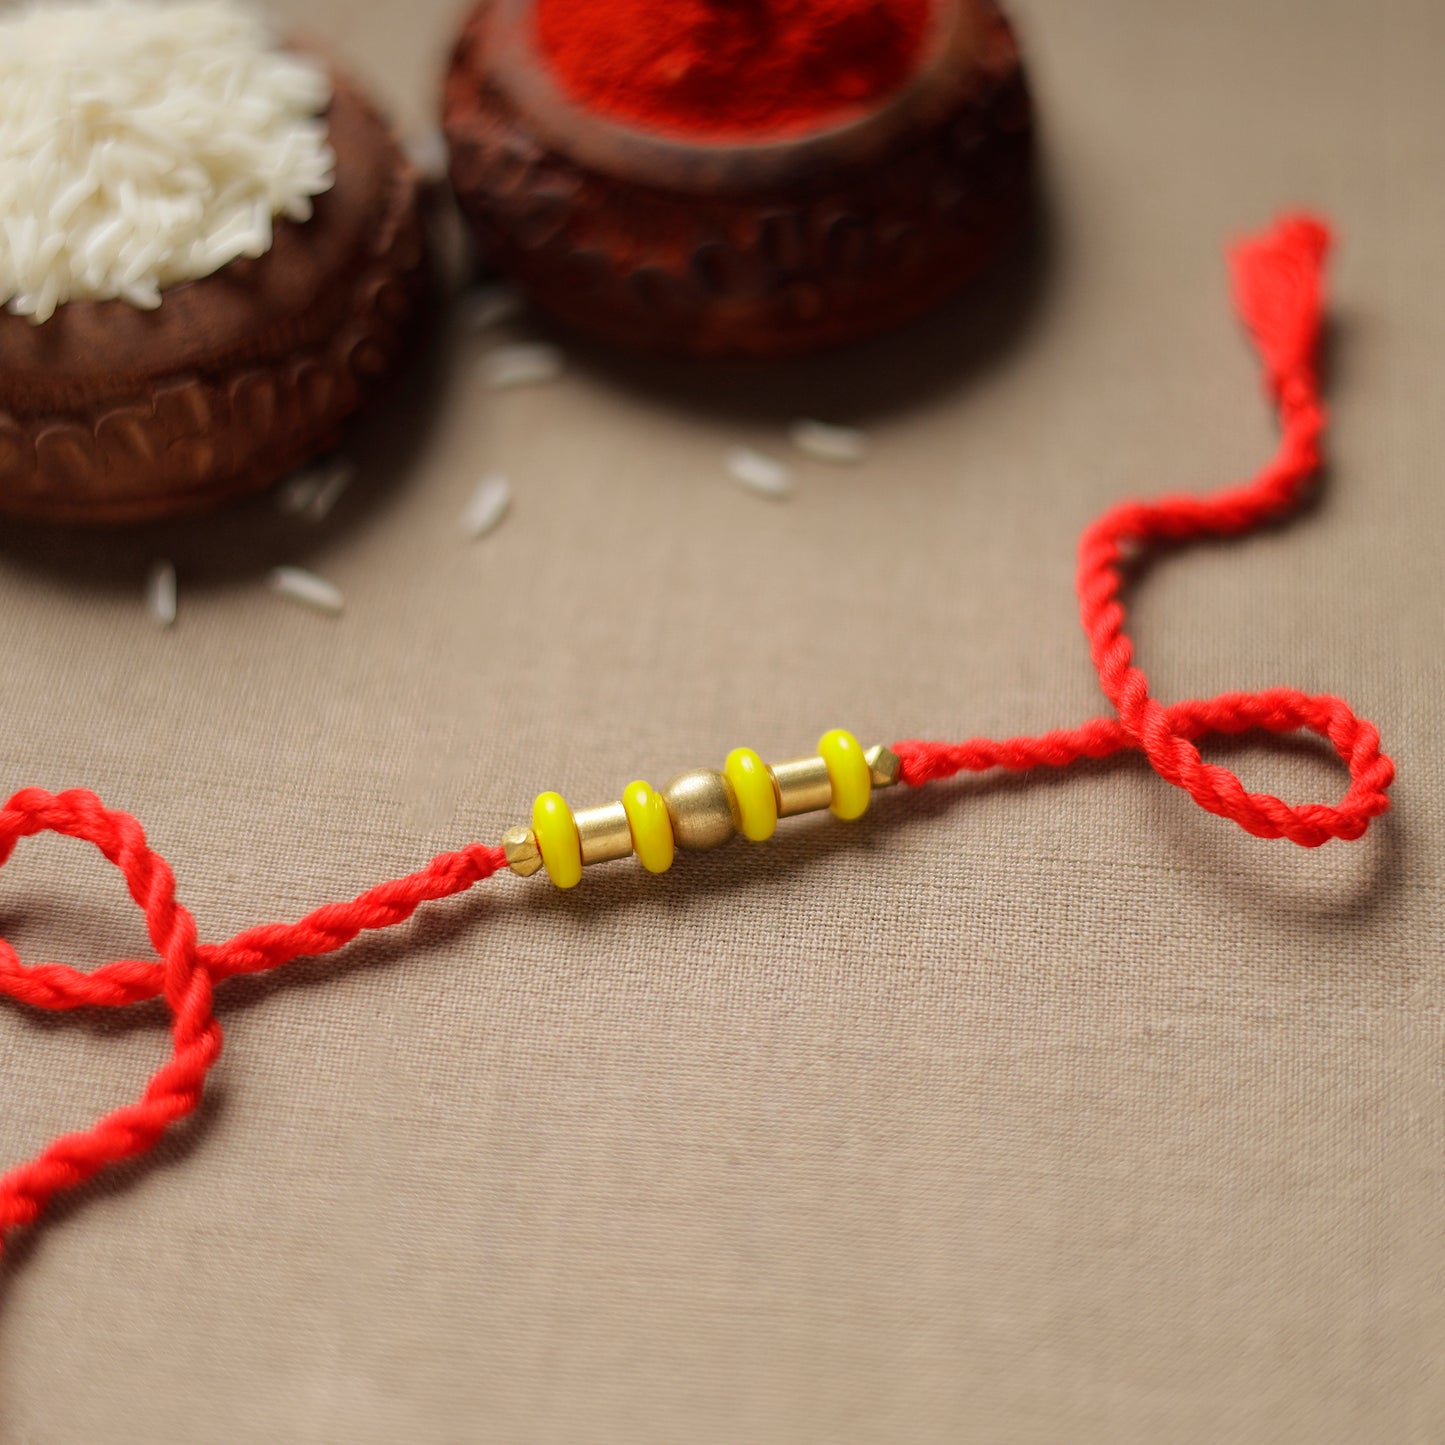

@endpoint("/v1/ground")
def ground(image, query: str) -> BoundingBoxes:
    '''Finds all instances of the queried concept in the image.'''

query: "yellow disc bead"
[532,791,582,889]
[818,729,872,821]
[622,780,675,874]
[723,747,778,842]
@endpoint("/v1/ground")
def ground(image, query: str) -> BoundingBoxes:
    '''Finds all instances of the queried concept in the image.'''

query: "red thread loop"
[0,790,505,1245]
[0,215,1395,1255]
[894,213,1394,847]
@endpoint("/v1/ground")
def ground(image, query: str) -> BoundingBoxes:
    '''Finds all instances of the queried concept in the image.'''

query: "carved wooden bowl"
[0,68,427,524]
[442,0,1033,358]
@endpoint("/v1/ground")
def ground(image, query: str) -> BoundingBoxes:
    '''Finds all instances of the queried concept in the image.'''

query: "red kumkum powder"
[535,0,934,140]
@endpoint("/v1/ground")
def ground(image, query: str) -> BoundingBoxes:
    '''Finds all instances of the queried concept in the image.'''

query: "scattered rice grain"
[726,447,794,499]
[269,565,343,615]
[462,473,512,539]
[789,418,867,464]
[146,559,176,627]
[275,455,354,520]
[303,457,355,521]
[404,128,448,182]
[458,283,524,333]
[276,466,324,515]
[481,342,564,390]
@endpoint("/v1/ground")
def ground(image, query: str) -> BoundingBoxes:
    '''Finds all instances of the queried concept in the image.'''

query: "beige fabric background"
[1,0,1443,1440]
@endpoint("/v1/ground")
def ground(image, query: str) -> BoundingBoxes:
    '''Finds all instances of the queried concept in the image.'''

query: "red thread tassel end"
[1229,213,1331,404]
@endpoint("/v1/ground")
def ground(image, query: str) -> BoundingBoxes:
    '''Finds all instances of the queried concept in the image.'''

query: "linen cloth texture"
[0,0,1441,1440]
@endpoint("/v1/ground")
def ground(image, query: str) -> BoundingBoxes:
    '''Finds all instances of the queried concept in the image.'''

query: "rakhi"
[0,215,1396,1257]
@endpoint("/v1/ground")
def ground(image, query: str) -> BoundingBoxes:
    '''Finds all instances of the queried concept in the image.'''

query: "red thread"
[535,0,932,140]
[0,814,505,1240]
[0,215,1394,1254]
[894,215,1394,846]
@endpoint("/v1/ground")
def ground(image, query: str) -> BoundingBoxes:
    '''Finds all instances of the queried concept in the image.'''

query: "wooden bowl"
[442,0,1034,358]
[0,66,427,524]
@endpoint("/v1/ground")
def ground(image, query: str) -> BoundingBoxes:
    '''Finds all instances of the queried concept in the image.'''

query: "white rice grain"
[789,418,867,464]
[404,128,448,182]
[457,283,524,334]
[146,559,176,627]
[276,466,324,515]
[303,457,355,521]
[726,447,794,500]
[275,455,353,520]
[481,342,564,390]
[269,565,343,615]
[461,473,512,539]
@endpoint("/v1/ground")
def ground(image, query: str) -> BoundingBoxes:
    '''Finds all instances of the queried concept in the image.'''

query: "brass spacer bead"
[661,768,740,851]
[502,824,544,877]
[864,744,903,789]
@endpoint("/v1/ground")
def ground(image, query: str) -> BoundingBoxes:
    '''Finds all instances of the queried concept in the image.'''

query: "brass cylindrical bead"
[662,769,740,851]
[771,755,833,817]
[575,802,635,865]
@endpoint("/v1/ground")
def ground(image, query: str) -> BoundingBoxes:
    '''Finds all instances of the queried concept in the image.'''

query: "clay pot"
[0,68,427,524]
[442,0,1034,358]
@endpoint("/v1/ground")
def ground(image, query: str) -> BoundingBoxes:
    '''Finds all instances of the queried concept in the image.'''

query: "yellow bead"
[818,728,872,821]
[622,780,674,874]
[724,747,778,842]
[532,791,582,889]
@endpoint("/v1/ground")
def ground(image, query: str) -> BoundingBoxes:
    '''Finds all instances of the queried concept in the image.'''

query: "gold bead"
[502,825,543,877]
[662,769,740,851]
[865,744,902,789]
[770,755,834,817]
[575,802,635,865]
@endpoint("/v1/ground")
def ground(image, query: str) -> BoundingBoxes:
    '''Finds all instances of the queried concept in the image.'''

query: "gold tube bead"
[770,755,834,817]
[575,801,635,866]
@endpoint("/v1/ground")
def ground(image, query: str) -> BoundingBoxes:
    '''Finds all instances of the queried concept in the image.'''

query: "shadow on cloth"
[0,291,454,596]
[0,166,1059,594]
[0,1089,221,1317]
[559,180,1059,430]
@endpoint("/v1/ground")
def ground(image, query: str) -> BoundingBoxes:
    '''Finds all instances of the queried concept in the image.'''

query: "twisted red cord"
[0,792,505,1238]
[896,215,1393,843]
[0,215,1394,1254]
